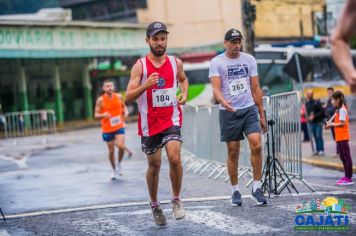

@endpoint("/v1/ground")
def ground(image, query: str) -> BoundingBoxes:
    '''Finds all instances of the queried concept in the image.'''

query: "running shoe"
[230,191,242,206]
[110,170,117,180]
[127,152,133,159]
[336,177,346,185]
[172,199,186,220]
[336,178,354,186]
[116,163,123,176]
[252,188,268,205]
[151,205,167,226]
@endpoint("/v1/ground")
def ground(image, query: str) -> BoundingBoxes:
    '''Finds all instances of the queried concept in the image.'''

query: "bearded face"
[146,32,168,57]
[103,81,114,95]
[149,44,166,57]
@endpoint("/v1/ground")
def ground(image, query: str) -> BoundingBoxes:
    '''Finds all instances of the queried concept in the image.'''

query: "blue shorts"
[102,128,125,142]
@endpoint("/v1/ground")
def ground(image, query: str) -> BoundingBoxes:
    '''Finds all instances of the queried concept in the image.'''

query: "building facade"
[0,21,146,123]
[251,0,325,41]
[134,0,326,46]
[59,0,147,22]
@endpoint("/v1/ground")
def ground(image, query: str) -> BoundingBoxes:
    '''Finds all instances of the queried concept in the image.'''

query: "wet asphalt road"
[0,124,355,235]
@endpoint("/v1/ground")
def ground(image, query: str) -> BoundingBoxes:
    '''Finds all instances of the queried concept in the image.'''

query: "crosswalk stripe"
[4,190,355,219]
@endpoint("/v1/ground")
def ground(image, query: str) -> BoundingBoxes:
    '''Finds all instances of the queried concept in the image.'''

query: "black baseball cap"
[224,29,243,41]
[146,21,169,37]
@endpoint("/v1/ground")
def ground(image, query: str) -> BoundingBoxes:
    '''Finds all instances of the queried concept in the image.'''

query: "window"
[185,69,209,85]
[258,64,293,94]
[107,0,125,13]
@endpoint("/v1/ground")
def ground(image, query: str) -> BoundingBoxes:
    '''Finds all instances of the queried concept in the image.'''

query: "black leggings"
[337,140,353,178]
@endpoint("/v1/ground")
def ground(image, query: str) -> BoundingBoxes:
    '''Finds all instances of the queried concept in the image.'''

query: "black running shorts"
[141,126,182,155]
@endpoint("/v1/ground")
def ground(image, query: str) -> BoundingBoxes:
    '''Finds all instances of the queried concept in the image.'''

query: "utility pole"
[241,0,256,55]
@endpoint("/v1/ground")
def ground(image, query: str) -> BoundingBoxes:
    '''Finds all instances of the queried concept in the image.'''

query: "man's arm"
[250,76,267,133]
[209,59,235,112]
[210,76,235,112]
[331,0,356,85]
[118,93,129,118]
[176,59,189,105]
[314,100,325,120]
[94,97,110,119]
[125,61,159,103]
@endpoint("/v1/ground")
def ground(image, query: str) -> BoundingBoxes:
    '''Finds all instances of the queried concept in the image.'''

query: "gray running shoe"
[151,205,167,226]
[172,200,186,219]
[230,191,242,206]
[252,188,267,205]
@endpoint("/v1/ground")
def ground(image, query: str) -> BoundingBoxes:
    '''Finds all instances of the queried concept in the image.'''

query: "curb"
[302,157,356,173]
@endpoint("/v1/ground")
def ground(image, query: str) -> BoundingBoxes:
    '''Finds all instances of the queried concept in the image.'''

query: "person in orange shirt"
[95,80,129,180]
[325,91,353,185]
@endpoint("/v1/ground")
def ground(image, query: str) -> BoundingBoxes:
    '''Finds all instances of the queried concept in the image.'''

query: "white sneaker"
[318,151,325,156]
[116,164,123,176]
[110,170,117,180]
[172,200,186,220]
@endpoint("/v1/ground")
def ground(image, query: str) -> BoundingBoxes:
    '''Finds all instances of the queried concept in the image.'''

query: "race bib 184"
[229,78,248,95]
[152,88,176,107]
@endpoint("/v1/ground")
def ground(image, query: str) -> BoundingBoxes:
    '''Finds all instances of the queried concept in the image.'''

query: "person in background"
[305,90,325,156]
[0,110,5,131]
[325,91,353,185]
[300,102,309,142]
[18,112,24,133]
[324,87,337,154]
[94,80,129,180]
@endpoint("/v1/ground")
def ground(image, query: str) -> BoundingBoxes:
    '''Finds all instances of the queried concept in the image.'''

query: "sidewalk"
[302,121,356,173]
[0,116,138,138]
[56,115,138,132]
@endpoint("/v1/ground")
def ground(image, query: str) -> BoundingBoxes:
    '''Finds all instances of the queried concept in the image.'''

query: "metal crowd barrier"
[181,91,314,192]
[181,105,252,184]
[268,91,314,191]
[4,110,56,139]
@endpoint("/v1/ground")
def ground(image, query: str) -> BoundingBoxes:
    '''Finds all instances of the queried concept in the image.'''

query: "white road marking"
[188,210,281,235]
[0,154,28,169]
[70,217,141,236]
[5,190,356,219]
[104,205,216,217]
[280,190,356,197]
[0,230,10,236]
[308,182,343,190]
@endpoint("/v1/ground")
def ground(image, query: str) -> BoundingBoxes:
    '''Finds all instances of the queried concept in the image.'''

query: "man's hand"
[221,100,236,112]
[177,93,187,105]
[308,113,315,122]
[260,117,267,133]
[324,122,333,129]
[144,72,159,88]
[103,112,111,119]
[346,71,356,92]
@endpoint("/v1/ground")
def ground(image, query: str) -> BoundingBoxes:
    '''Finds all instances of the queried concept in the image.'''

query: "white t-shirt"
[339,107,347,121]
[209,52,258,110]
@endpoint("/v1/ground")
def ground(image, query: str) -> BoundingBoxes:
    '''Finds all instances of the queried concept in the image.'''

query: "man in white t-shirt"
[209,29,267,206]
